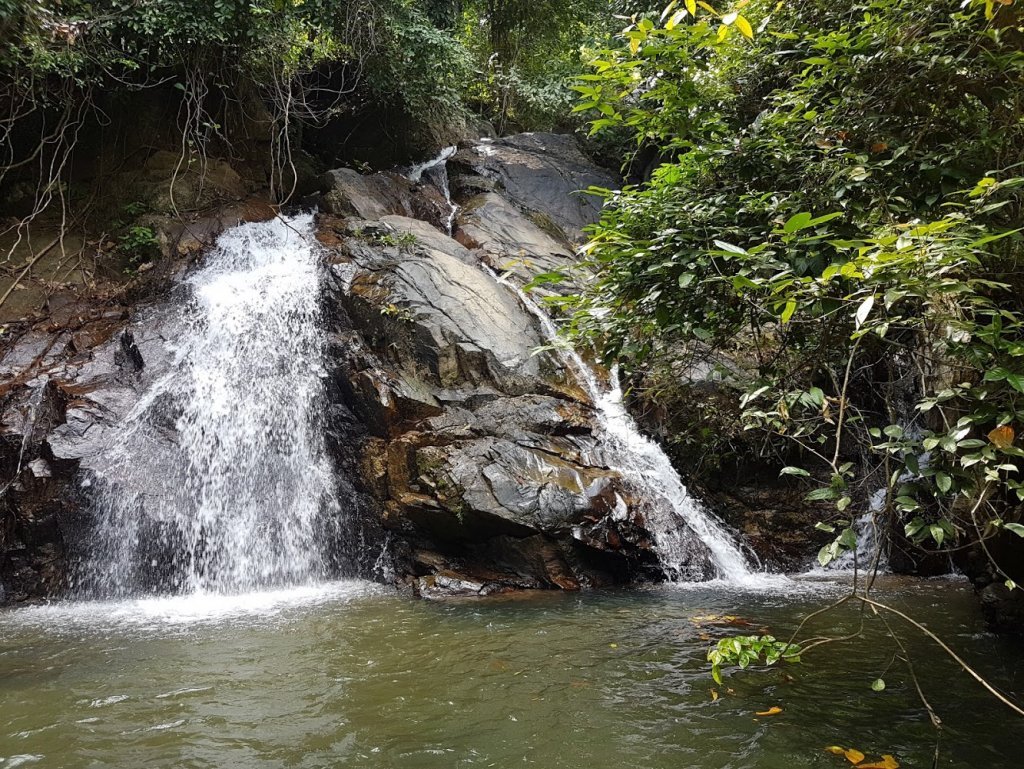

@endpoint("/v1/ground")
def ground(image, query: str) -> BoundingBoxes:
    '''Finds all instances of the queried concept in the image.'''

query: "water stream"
[490,270,755,582]
[406,145,459,235]
[79,214,342,597]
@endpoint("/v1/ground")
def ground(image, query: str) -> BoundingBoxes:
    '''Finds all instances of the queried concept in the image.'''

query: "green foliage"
[459,0,622,131]
[568,0,1024,581]
[119,225,159,265]
[0,0,475,209]
[707,635,802,684]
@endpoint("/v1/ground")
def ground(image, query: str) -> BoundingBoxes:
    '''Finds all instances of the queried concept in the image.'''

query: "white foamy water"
[8,581,378,632]
[488,269,756,583]
[405,145,459,234]
[80,213,343,597]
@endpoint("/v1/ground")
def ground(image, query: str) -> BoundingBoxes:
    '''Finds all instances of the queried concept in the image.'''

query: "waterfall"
[79,213,342,597]
[488,269,755,582]
[406,146,459,235]
[828,489,888,572]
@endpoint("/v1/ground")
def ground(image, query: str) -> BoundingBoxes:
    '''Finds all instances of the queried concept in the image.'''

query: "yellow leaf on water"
[755,706,782,716]
[825,746,847,756]
[860,756,900,769]
[845,748,866,765]
[710,689,719,701]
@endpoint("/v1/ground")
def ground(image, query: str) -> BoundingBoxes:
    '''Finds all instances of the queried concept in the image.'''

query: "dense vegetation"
[566,0,1024,574]
[0,0,618,208]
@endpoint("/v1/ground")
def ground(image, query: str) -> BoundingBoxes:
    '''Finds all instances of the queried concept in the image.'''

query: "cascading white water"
[411,146,754,583]
[406,146,459,235]
[81,213,342,597]
[489,269,755,582]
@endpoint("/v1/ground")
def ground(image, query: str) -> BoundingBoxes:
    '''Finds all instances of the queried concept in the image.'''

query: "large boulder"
[316,209,711,594]
[454,192,577,291]
[322,168,452,233]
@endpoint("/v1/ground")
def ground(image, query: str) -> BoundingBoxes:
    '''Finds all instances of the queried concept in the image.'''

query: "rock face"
[315,143,718,594]
[955,534,1024,639]
[2,132,720,602]
[449,133,617,242]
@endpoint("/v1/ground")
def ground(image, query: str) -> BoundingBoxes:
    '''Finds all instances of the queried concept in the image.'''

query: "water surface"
[2,578,1021,768]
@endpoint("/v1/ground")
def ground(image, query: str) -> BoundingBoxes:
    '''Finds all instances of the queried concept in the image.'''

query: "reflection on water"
[1,578,1021,769]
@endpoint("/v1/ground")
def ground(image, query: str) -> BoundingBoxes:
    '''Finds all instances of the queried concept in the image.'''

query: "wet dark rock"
[454,192,578,292]
[708,485,832,572]
[316,183,708,591]
[322,169,452,232]
[955,531,1024,638]
[449,133,618,242]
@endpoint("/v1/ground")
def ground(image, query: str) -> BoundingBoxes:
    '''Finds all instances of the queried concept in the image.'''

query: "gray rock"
[455,192,578,290]
[450,133,619,242]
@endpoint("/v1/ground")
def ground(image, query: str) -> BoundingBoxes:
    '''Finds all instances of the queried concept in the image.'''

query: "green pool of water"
[1,577,1021,768]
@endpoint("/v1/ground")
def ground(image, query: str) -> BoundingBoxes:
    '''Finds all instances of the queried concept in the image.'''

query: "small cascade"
[79,213,343,597]
[829,488,888,572]
[826,411,923,573]
[488,268,755,582]
[405,146,459,235]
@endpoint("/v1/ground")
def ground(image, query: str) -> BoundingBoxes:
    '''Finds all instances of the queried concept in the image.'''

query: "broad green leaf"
[838,527,858,550]
[783,212,812,233]
[781,299,797,325]
[1003,523,1024,537]
[780,466,811,477]
[713,239,747,254]
[855,295,875,329]
[806,487,836,501]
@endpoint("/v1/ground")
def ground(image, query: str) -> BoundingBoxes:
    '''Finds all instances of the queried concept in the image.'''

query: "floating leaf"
[860,756,900,769]
[871,678,886,692]
[845,748,866,764]
[825,746,847,756]
[755,706,782,716]
[989,424,1015,449]
[710,688,719,701]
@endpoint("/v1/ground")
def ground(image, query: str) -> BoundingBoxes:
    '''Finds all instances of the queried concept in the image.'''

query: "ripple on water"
[1,756,44,768]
